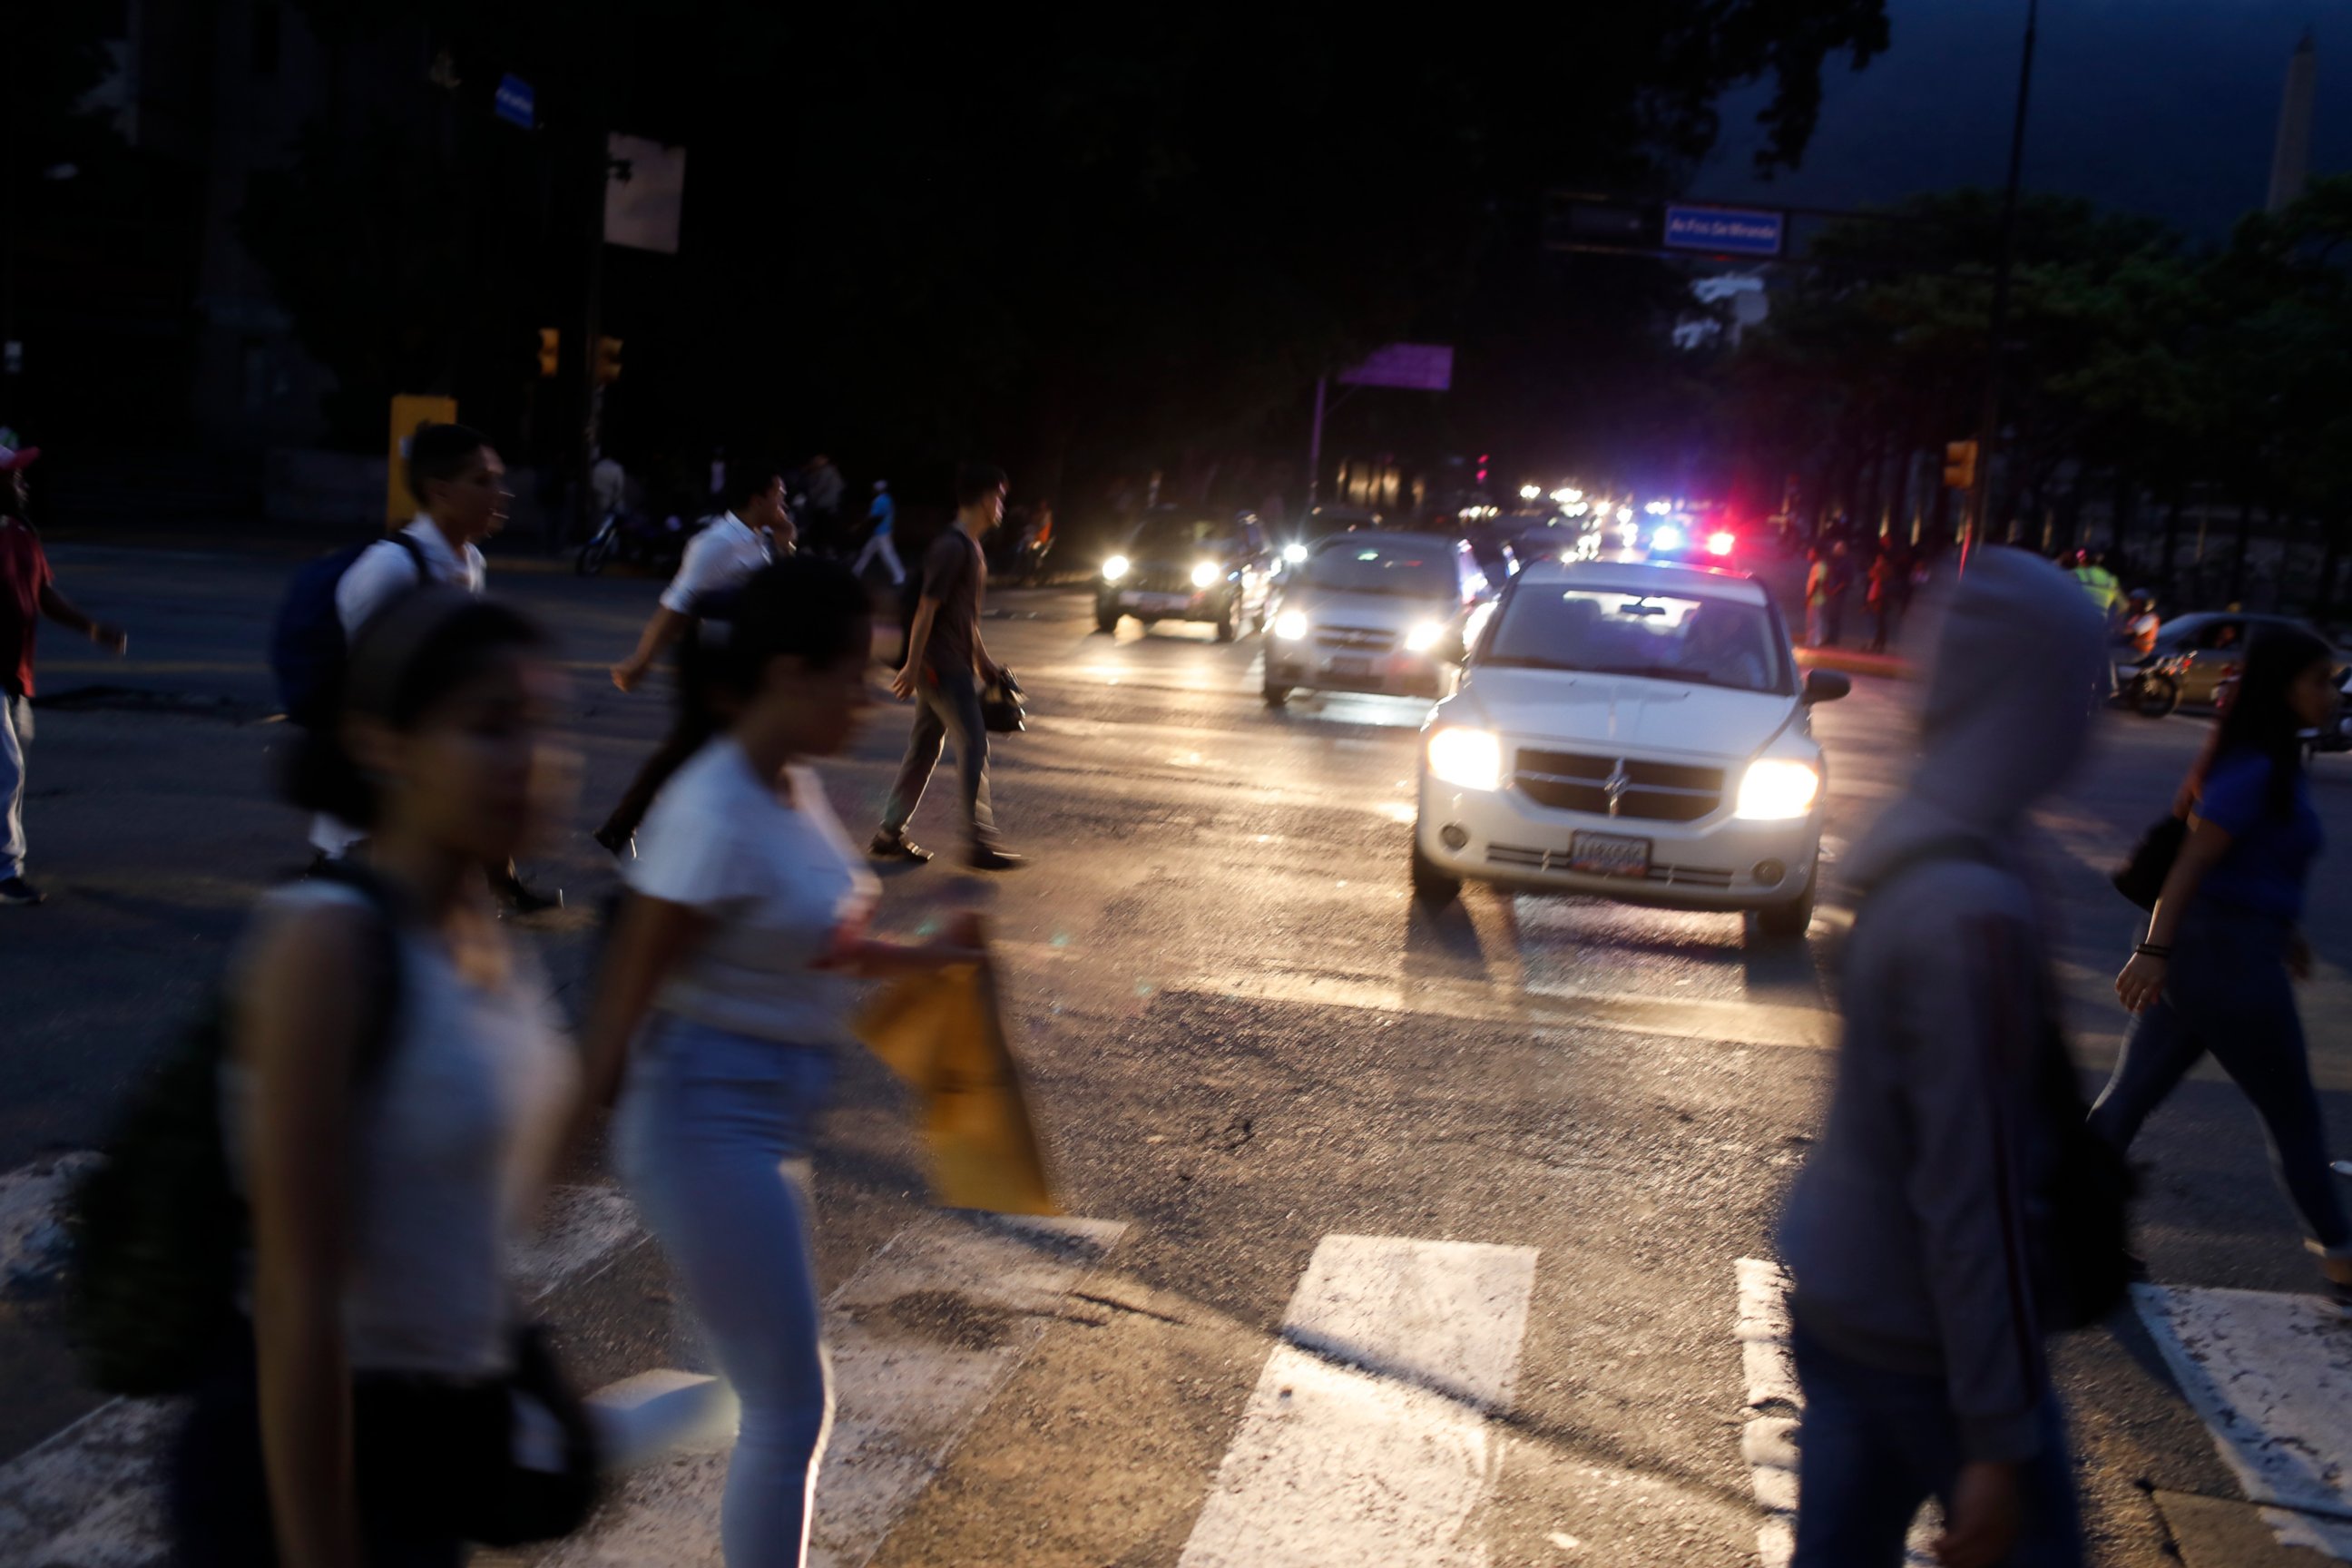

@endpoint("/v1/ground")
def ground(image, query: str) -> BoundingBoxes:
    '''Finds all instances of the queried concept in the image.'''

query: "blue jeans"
[2,691,29,878]
[2089,900,2351,1252]
[1792,1322,2082,1567]
[616,1014,836,1568]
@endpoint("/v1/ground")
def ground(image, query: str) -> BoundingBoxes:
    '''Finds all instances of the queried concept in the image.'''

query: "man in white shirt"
[595,465,791,855]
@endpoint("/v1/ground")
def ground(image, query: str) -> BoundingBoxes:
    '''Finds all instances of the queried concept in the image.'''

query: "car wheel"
[576,536,612,576]
[1215,601,1239,642]
[1262,678,1290,706]
[1757,861,1818,941]
[1095,603,1121,635]
[1411,840,1461,907]
[2134,672,2180,720]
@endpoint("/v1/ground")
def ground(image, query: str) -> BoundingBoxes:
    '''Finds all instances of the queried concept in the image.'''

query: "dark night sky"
[1705,0,2352,242]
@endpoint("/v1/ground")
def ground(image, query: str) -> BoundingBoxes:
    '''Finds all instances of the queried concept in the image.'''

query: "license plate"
[1122,591,1191,612]
[1570,831,1651,877]
[1328,655,1373,678]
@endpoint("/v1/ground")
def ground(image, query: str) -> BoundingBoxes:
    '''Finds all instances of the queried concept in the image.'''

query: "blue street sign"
[495,74,535,131]
[1663,204,1783,258]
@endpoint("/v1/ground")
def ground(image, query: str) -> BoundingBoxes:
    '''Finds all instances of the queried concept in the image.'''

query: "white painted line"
[539,1211,1126,1568]
[1176,1234,1538,1568]
[0,1181,644,1568]
[2133,1282,2352,1555]
[1733,1259,1934,1568]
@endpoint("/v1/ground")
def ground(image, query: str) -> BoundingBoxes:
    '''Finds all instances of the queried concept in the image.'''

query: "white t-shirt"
[627,740,879,1044]
[658,513,771,615]
[338,516,485,635]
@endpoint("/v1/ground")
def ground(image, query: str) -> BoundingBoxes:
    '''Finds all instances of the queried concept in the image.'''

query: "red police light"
[1706,531,1736,557]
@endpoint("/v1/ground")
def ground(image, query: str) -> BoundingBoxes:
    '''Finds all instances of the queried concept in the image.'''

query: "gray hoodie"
[1778,545,2106,1463]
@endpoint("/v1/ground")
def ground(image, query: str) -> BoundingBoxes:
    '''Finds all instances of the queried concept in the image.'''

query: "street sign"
[1338,343,1454,392]
[494,74,534,131]
[1662,204,1784,258]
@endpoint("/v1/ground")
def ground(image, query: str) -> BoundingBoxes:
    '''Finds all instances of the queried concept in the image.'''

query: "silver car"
[1262,533,1493,705]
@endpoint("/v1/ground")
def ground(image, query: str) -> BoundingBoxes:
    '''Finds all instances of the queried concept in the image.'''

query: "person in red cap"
[0,441,128,905]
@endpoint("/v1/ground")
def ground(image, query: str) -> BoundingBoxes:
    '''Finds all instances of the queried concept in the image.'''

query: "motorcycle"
[576,510,690,578]
[2111,653,2181,720]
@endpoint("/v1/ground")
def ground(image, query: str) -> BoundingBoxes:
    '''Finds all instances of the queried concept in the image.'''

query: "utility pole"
[1964,0,2039,570]
[1306,376,1327,510]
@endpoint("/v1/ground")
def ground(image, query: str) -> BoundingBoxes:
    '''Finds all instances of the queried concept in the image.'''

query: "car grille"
[1125,564,1201,594]
[1513,750,1725,822]
[1485,843,1735,889]
[1316,625,1396,652]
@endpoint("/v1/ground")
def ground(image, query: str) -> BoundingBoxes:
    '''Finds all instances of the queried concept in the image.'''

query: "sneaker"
[487,868,563,916]
[0,877,44,906]
[868,829,934,864]
[965,846,1027,873]
[593,825,637,860]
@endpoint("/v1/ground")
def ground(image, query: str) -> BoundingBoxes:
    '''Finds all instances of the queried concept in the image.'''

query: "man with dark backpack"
[1778,547,2113,1568]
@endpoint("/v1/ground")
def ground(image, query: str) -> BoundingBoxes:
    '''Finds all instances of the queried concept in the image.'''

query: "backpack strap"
[387,528,432,587]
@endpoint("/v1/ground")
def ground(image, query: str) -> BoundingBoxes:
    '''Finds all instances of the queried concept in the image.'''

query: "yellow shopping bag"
[851,954,1060,1216]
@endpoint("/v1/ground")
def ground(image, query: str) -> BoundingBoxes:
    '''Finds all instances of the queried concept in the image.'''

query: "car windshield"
[1303,541,1456,597]
[1131,516,1230,556]
[1483,586,1789,694]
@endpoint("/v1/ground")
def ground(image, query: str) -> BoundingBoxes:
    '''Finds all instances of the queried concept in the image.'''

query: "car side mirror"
[1802,669,1851,705]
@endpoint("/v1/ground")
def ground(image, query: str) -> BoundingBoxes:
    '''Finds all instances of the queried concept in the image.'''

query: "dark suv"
[1096,509,1274,640]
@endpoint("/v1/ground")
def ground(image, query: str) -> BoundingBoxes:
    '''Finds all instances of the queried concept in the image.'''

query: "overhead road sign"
[1339,343,1454,392]
[1663,204,1784,258]
[494,74,534,130]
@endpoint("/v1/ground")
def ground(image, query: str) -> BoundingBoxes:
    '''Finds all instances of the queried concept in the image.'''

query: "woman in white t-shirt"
[580,557,983,1568]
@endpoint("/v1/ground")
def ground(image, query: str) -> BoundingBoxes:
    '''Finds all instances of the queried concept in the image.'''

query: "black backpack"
[1858,840,2135,1332]
[64,865,405,1395]
[269,533,428,728]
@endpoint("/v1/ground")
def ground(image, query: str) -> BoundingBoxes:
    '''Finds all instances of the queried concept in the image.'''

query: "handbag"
[981,670,1026,734]
[2111,814,2187,910]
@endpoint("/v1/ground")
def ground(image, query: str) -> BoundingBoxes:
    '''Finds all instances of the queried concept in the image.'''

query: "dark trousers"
[599,652,719,845]
[2090,900,2351,1252]
[1791,1322,2082,1567]
[882,665,995,849]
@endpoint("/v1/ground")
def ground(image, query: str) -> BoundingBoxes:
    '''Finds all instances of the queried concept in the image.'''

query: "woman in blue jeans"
[2102,626,2352,1311]
[580,557,985,1568]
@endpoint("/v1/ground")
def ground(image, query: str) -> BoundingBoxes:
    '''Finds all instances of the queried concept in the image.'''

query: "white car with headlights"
[1412,559,1847,936]
[1262,533,1492,705]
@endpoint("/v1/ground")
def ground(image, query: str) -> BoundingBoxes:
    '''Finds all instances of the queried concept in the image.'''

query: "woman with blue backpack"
[171,589,593,1566]
[2100,625,2352,1312]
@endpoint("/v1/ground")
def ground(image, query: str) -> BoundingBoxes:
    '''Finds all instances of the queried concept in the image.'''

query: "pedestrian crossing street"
[4,1167,2352,1566]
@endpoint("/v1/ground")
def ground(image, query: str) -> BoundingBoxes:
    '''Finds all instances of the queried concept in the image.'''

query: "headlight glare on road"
[1273,610,1310,641]
[1283,543,1308,564]
[1426,727,1504,791]
[1405,621,1445,654]
[1102,555,1130,583]
[1736,759,1820,820]
[1191,561,1220,589]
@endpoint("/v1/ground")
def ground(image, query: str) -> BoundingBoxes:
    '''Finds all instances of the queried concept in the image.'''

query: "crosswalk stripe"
[537,1211,1126,1568]
[1733,1259,1935,1568]
[0,1181,646,1568]
[1176,1234,1537,1568]
[2132,1282,2352,1559]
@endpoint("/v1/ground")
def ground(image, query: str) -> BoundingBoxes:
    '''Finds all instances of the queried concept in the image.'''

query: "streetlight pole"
[1964,0,2039,570]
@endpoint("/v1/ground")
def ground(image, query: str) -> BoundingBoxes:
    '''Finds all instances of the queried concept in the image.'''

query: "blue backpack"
[270,533,427,727]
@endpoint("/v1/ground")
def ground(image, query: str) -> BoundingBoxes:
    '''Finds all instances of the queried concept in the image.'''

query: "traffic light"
[536,328,559,378]
[1943,440,1978,490]
[594,336,623,387]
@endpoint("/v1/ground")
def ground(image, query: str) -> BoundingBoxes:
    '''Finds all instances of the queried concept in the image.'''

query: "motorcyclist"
[2124,591,2161,660]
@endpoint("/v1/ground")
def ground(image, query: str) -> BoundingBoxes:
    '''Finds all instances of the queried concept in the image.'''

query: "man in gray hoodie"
[1779,545,2106,1568]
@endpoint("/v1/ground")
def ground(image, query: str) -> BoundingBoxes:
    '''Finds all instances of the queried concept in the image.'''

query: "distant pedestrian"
[591,449,628,521]
[0,440,128,906]
[869,462,1023,871]
[173,590,587,1566]
[1865,549,1896,653]
[581,558,988,1568]
[852,480,905,586]
[596,465,789,857]
[2099,626,2352,1311]
[802,455,846,556]
[1779,547,2103,1568]
[1821,541,1855,647]
[309,424,555,912]
[1804,547,1828,648]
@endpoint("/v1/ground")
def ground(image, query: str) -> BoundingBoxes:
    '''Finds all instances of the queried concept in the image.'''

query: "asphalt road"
[5,538,2351,1567]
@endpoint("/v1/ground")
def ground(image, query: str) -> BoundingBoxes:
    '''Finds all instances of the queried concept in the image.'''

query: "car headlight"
[1191,561,1220,589]
[1102,555,1130,583]
[1283,543,1308,564]
[1405,621,1445,654]
[1736,759,1820,820]
[1426,727,1504,791]
[1273,610,1310,641]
